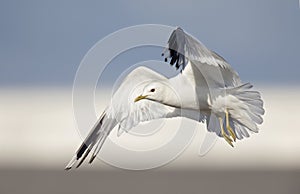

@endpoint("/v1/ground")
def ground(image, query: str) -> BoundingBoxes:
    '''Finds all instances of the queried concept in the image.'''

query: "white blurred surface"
[0,86,299,170]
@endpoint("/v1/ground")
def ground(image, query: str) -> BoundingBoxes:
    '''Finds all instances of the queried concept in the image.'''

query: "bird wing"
[162,27,241,88]
[65,66,178,169]
[162,27,244,149]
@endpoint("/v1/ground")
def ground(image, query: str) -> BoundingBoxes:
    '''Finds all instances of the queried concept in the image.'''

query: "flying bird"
[65,27,264,170]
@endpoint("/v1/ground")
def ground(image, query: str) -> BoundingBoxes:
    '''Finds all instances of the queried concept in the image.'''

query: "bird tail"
[65,111,116,170]
[208,83,265,140]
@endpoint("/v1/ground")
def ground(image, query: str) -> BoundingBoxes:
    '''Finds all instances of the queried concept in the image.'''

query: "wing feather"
[66,67,181,169]
[162,27,241,87]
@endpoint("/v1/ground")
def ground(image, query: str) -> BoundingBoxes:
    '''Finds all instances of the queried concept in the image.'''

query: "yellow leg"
[225,110,236,142]
[219,117,233,147]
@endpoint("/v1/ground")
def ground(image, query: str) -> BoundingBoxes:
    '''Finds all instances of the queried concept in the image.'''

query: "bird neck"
[163,75,200,110]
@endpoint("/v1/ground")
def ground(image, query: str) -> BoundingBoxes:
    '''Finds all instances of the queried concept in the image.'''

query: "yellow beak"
[134,95,148,102]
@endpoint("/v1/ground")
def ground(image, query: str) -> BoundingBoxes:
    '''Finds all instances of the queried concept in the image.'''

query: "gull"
[65,27,264,170]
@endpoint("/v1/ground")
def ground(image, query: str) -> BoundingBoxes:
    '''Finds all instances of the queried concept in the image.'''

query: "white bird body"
[66,27,264,170]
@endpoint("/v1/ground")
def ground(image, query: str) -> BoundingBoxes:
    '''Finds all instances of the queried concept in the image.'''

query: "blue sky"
[0,0,299,86]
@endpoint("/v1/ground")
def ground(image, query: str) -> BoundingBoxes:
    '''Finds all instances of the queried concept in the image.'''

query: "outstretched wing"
[65,66,178,170]
[162,27,241,87]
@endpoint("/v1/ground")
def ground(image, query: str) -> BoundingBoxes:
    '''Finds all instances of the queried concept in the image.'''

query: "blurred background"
[0,0,299,193]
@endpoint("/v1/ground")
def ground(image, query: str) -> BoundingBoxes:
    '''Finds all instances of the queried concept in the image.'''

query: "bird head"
[134,82,166,103]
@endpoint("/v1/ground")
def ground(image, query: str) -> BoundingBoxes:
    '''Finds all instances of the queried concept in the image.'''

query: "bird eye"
[150,88,155,92]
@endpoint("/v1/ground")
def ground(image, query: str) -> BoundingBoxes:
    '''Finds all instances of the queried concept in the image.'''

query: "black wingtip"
[65,167,72,171]
[89,155,97,164]
[64,155,78,171]
[77,143,88,159]
[76,148,91,168]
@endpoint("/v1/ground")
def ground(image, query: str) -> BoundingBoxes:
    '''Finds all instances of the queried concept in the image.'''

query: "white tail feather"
[209,83,264,139]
